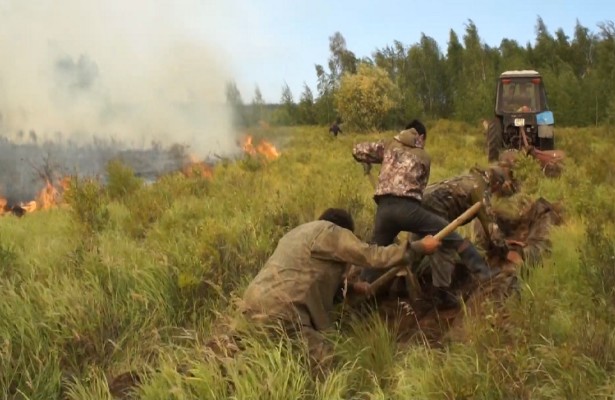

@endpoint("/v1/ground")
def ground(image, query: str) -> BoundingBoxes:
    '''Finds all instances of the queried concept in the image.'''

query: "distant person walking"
[329,121,342,137]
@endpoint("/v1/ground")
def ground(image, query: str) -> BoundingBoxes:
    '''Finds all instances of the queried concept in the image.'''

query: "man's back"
[422,173,487,222]
[241,220,347,330]
[353,136,431,201]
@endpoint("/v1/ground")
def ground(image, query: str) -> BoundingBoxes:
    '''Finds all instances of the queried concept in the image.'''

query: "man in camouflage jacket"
[241,208,440,372]
[419,165,520,288]
[352,119,496,307]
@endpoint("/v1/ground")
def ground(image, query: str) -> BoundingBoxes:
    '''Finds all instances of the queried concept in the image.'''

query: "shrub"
[335,64,401,132]
[63,177,110,236]
[106,159,143,202]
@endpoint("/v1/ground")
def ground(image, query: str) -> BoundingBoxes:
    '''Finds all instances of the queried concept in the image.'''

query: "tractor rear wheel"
[487,118,503,162]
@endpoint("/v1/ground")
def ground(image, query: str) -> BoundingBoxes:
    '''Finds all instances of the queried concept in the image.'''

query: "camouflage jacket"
[421,168,494,237]
[241,220,417,330]
[352,133,431,201]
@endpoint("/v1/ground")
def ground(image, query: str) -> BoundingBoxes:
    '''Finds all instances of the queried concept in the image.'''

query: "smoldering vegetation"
[0,1,242,203]
[0,135,239,205]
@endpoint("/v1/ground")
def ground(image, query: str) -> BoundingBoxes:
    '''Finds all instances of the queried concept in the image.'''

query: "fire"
[36,180,60,210]
[182,154,214,178]
[256,141,280,160]
[0,196,7,216]
[60,176,72,191]
[20,201,37,213]
[1,177,70,217]
[241,135,280,161]
[242,135,256,156]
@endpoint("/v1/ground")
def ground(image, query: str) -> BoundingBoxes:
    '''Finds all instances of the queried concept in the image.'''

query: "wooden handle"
[364,266,405,294]
[433,201,483,240]
[367,201,483,294]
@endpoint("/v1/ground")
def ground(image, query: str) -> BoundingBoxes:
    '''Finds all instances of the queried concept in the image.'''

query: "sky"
[210,0,614,103]
[0,0,612,142]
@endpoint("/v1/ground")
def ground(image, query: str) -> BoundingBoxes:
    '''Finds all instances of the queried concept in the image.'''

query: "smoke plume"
[0,0,239,202]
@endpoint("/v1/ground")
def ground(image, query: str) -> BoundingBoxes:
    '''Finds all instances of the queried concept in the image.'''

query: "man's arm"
[352,141,385,164]
[470,184,493,244]
[311,225,438,269]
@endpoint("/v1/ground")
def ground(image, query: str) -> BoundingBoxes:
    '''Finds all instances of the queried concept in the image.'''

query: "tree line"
[226,18,615,130]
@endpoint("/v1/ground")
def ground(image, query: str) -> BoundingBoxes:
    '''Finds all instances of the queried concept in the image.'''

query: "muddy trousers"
[361,195,481,287]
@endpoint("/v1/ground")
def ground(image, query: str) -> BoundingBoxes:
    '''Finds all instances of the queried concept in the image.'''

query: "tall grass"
[0,121,613,399]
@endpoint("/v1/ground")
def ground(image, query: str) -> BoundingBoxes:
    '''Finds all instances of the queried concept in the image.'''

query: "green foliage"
[64,177,110,236]
[335,63,401,132]
[580,221,615,311]
[297,83,317,125]
[225,20,615,129]
[226,80,248,128]
[1,123,615,398]
[0,236,17,272]
[105,159,143,202]
[335,312,400,393]
[272,82,298,126]
[251,85,266,125]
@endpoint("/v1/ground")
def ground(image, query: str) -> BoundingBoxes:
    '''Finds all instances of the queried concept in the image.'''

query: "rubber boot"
[459,245,500,282]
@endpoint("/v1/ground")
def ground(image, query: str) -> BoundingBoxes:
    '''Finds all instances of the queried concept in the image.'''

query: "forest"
[226,18,615,129]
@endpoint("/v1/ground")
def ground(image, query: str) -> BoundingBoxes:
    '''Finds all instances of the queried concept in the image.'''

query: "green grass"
[1,120,614,399]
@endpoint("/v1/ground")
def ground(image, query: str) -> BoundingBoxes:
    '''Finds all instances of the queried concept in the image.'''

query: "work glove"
[362,162,372,175]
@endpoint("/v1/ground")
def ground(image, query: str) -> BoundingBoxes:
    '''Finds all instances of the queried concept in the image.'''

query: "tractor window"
[498,79,542,113]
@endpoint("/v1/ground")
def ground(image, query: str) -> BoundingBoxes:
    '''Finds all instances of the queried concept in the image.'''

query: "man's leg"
[372,197,493,284]
[422,248,462,308]
[363,196,463,284]
[428,247,457,288]
[359,198,403,282]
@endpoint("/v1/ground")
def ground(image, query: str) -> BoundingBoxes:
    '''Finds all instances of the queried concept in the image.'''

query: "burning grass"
[241,134,281,161]
[0,177,69,216]
[0,136,281,219]
[1,122,614,398]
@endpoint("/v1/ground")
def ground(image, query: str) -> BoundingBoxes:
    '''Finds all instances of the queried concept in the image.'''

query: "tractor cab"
[487,70,555,162]
[496,71,548,115]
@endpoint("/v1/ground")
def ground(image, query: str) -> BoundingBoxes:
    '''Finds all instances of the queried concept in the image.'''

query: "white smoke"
[0,0,237,157]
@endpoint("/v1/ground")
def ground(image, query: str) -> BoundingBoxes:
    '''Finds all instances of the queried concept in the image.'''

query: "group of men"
[238,119,519,373]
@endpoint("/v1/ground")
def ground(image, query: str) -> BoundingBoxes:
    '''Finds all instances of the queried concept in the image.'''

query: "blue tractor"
[486,70,555,162]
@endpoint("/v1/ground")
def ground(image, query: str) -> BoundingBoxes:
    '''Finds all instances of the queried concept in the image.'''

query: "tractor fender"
[537,111,554,139]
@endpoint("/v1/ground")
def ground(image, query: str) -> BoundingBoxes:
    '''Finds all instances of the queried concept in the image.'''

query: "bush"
[63,177,110,236]
[106,159,143,202]
[335,64,401,132]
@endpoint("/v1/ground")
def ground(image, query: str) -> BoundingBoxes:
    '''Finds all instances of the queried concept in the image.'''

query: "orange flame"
[60,176,72,193]
[36,180,60,210]
[241,135,280,160]
[0,196,7,216]
[20,200,37,213]
[0,178,71,217]
[182,154,214,178]
[242,135,256,156]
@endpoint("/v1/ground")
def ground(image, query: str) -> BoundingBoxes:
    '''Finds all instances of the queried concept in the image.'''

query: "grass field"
[1,120,615,399]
